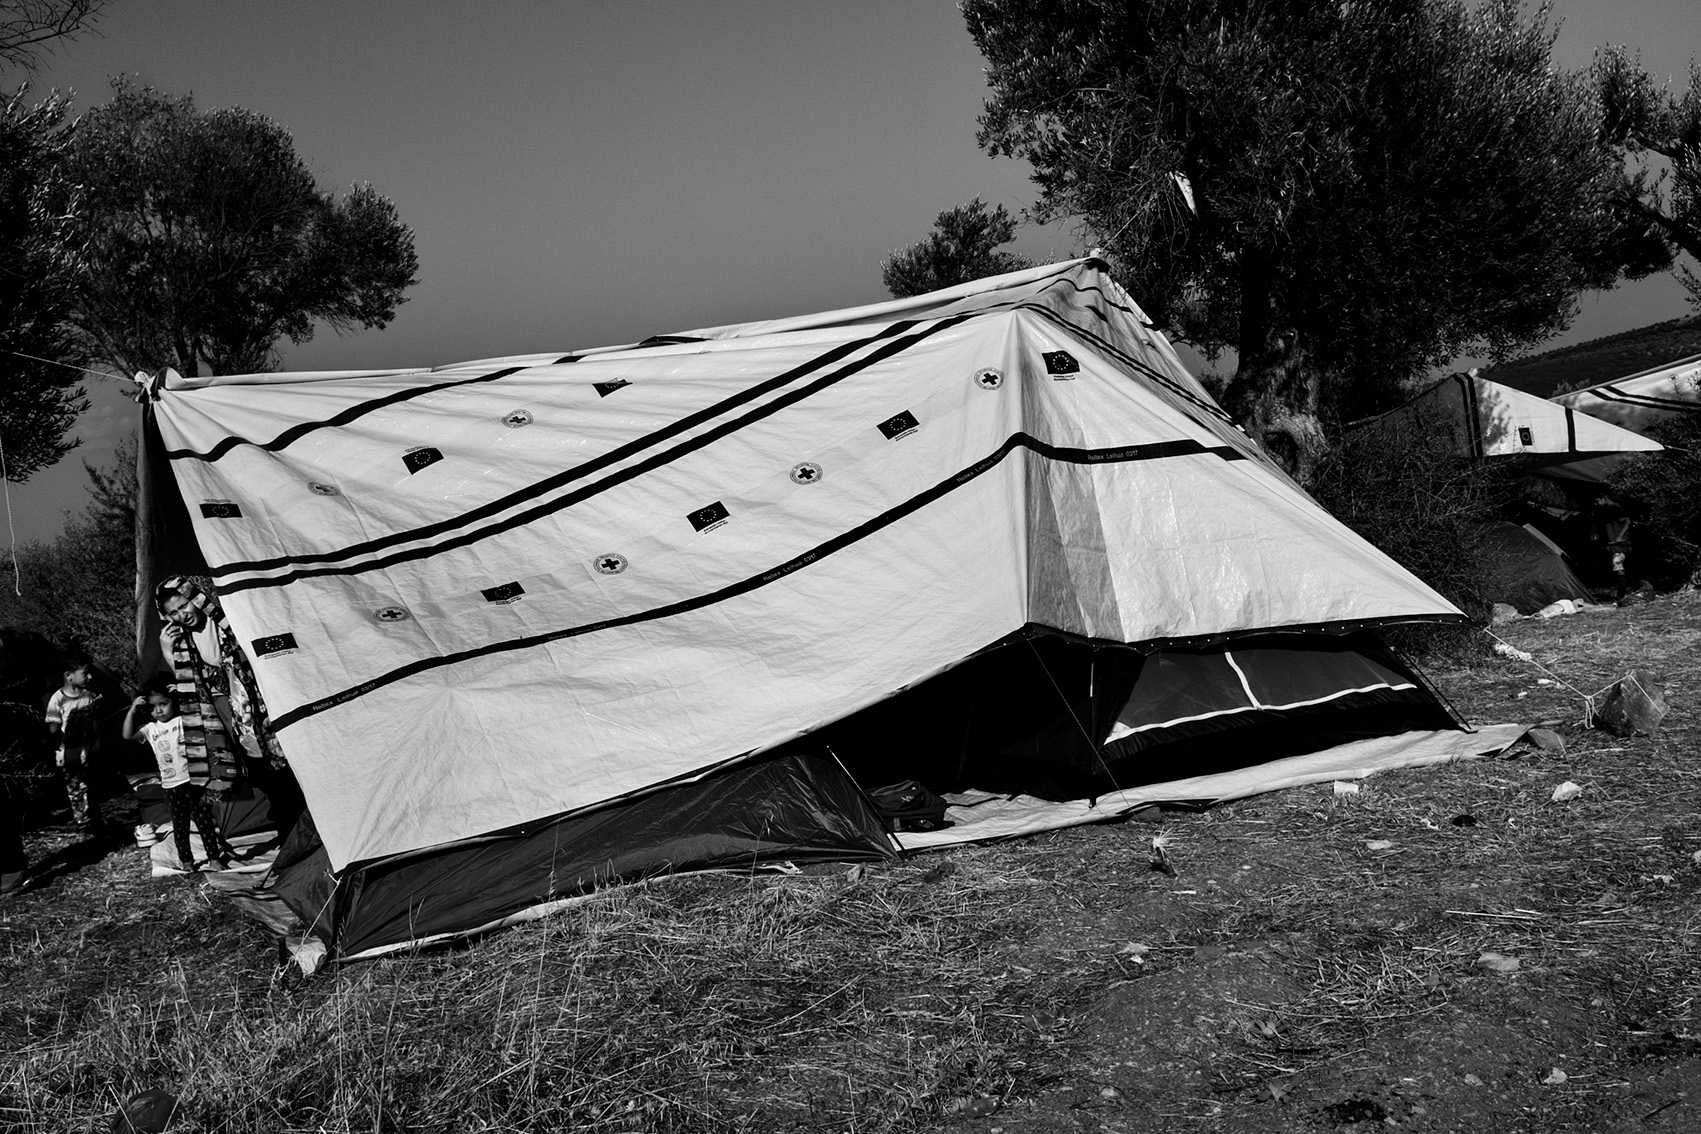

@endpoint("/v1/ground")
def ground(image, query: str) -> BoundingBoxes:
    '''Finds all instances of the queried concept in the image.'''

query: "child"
[44,652,108,837]
[123,675,240,873]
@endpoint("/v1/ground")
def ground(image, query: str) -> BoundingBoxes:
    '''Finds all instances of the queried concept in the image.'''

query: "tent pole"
[1027,638,1124,800]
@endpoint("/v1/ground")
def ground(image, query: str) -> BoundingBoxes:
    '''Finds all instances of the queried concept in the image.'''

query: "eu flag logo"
[402,447,444,474]
[876,410,920,440]
[250,633,298,657]
[1043,351,1080,375]
[688,501,730,532]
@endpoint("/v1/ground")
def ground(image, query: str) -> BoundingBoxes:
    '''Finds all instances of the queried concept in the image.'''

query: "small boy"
[45,652,107,837]
[123,676,239,873]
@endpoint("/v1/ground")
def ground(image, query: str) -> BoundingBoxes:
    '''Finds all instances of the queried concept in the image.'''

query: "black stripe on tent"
[164,367,527,463]
[267,433,1248,729]
[204,271,1185,586]
[208,318,943,581]
[213,316,975,590]
[1455,374,1484,459]
[1578,385,1701,412]
[1565,407,1577,452]
[1019,612,1469,658]
[1021,304,1238,429]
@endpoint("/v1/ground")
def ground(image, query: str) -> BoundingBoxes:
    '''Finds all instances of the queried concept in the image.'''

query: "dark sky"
[7,0,1699,543]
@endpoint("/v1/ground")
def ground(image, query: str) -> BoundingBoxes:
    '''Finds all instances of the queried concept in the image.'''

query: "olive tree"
[964,0,1666,476]
[58,79,420,378]
[1596,48,1701,309]
[882,197,1035,298]
[0,87,87,479]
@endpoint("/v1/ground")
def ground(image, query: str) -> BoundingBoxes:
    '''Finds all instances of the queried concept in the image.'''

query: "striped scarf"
[153,577,286,786]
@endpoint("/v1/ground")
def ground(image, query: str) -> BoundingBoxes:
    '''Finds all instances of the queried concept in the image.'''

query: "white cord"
[1481,627,1619,727]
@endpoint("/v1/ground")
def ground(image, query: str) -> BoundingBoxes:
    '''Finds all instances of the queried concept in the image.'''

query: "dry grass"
[2,592,1698,1132]
[3,855,1085,1132]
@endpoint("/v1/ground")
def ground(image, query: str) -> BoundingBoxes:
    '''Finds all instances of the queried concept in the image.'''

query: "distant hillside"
[1485,314,1701,398]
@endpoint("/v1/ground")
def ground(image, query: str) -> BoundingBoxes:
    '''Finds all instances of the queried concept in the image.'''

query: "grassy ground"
[2,593,1697,1133]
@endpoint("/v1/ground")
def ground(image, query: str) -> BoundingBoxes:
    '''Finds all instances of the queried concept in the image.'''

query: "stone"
[1525,727,1566,753]
[1491,603,1521,624]
[1594,670,1668,737]
[111,1089,180,1133]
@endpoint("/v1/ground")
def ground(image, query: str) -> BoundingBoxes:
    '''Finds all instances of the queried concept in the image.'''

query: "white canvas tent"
[1348,372,1661,474]
[1551,353,1701,433]
[137,258,1518,957]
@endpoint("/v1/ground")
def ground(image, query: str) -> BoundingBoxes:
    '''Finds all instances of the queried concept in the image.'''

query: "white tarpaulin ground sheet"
[891,724,1529,851]
[148,259,1464,873]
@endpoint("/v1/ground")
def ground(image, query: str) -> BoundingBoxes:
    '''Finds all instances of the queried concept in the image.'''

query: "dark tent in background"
[1473,522,1593,615]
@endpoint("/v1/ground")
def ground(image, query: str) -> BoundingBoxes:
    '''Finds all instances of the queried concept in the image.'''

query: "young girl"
[123,675,240,873]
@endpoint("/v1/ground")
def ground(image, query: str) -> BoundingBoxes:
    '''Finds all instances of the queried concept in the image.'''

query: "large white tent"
[138,258,1516,956]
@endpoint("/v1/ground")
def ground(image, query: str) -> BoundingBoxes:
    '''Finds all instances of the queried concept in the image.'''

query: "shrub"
[1606,413,1701,591]
[1310,421,1515,658]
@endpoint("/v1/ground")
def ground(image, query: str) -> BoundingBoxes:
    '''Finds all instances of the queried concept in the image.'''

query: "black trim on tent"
[207,316,963,584]
[1578,385,1701,412]
[1565,407,1577,452]
[1022,304,1238,428]
[771,627,1456,806]
[636,335,708,347]
[267,434,1251,729]
[214,314,1247,597]
[994,611,1469,657]
[272,751,893,959]
[192,277,1185,589]
[270,625,1462,959]
[182,266,1095,541]
[164,368,525,463]
[1454,374,1485,459]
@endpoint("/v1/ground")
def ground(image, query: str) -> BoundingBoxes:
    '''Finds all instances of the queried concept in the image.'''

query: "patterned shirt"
[140,717,192,789]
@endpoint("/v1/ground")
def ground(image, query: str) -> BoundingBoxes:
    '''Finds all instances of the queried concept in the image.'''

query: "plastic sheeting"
[142,258,1464,873]
[893,724,1530,850]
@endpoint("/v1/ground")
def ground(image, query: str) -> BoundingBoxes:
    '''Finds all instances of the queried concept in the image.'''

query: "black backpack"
[866,779,951,833]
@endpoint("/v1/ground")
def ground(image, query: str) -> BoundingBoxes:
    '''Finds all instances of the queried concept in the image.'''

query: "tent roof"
[1550,353,1701,435]
[142,258,1462,872]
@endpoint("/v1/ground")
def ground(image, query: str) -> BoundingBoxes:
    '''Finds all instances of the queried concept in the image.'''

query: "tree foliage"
[881,198,1035,298]
[963,0,1664,464]
[0,437,137,684]
[0,0,107,74]
[57,79,420,378]
[1596,49,1701,310]
[0,87,88,480]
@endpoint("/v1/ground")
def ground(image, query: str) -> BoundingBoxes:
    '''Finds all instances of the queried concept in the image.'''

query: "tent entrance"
[803,627,1459,834]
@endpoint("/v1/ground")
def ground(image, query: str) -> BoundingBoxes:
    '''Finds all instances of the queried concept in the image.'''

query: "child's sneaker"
[133,824,159,847]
